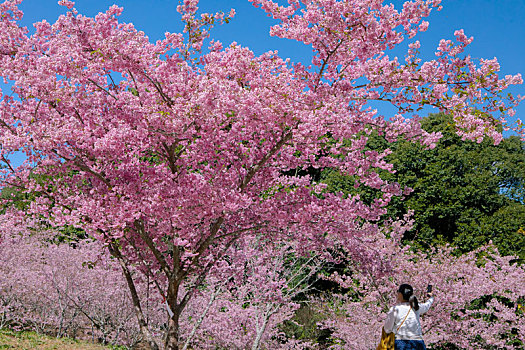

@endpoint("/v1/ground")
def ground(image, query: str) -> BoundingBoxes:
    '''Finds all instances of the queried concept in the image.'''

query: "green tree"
[322,113,525,260]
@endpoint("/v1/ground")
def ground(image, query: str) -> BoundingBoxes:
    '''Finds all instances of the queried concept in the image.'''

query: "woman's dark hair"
[398,283,419,311]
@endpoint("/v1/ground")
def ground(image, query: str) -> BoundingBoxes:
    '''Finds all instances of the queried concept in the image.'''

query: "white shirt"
[384,297,434,341]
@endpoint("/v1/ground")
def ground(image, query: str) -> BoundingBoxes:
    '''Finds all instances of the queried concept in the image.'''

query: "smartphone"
[426,284,433,293]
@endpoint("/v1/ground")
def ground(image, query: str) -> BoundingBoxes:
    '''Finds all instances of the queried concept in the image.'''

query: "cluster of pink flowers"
[0,217,155,346]
[320,226,525,349]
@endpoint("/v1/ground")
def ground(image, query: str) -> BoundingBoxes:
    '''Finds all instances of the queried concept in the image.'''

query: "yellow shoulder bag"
[377,307,411,350]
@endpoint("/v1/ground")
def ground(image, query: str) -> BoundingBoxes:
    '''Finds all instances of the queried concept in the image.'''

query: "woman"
[384,284,434,350]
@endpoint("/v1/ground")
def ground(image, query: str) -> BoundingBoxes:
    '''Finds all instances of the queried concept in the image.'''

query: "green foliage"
[53,225,88,243]
[0,185,87,243]
[0,185,34,213]
[321,113,525,260]
[393,114,525,259]
[278,303,334,347]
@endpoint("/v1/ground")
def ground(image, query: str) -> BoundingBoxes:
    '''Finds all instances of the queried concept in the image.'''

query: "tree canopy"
[323,113,525,259]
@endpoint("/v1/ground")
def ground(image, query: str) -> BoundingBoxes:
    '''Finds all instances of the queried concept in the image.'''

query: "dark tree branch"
[134,219,172,278]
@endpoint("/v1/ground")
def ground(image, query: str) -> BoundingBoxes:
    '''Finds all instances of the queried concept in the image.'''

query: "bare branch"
[142,72,174,107]
[87,78,118,100]
[125,235,166,298]
[214,224,265,240]
[179,232,238,310]
[181,285,222,350]
[108,240,160,350]
[240,130,293,192]
[134,219,172,278]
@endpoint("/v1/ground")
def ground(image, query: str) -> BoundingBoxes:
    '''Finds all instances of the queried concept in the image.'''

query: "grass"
[0,328,123,350]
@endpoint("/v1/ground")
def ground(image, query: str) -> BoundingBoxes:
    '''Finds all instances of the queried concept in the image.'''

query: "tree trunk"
[164,276,183,350]
[164,311,181,350]
[251,305,275,350]
[109,242,159,350]
[252,316,270,350]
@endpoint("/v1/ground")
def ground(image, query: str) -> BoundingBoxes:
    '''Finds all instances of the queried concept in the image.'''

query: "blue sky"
[12,0,525,135]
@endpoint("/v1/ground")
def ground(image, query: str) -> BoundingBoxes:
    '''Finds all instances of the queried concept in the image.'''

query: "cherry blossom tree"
[180,237,322,349]
[0,215,317,348]
[0,214,162,347]
[320,225,525,349]
[0,0,522,348]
